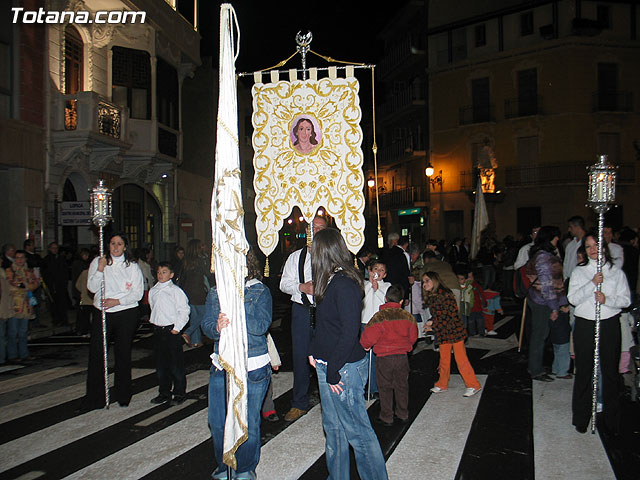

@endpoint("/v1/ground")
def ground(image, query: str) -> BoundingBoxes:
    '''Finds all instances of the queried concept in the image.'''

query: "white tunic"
[87,255,144,313]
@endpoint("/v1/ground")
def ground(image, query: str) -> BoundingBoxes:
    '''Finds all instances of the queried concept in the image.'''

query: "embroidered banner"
[252,76,365,256]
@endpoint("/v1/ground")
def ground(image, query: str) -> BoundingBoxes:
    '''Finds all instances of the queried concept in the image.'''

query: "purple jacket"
[526,250,568,311]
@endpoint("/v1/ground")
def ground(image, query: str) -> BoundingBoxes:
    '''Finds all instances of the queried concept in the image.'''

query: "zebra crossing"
[0,350,616,479]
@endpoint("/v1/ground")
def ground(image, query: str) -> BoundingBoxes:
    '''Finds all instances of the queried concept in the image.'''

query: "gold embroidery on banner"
[252,77,365,256]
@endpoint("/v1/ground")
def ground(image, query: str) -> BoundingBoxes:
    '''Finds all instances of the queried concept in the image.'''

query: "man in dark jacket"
[42,242,69,326]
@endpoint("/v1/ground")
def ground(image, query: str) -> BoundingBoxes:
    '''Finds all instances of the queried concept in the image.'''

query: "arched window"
[64,27,83,94]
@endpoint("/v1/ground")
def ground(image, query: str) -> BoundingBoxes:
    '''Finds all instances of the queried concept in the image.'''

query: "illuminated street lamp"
[425,163,434,178]
[90,179,112,408]
[586,154,617,433]
[367,176,375,188]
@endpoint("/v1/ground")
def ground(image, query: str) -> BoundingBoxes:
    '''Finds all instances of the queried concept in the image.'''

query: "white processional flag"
[211,3,249,469]
[470,177,489,260]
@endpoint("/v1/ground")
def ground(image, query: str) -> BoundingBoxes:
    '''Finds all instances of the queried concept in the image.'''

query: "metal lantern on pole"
[586,154,617,433]
[90,179,113,408]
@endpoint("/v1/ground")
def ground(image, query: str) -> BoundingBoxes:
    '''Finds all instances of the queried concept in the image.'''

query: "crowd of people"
[1,214,639,477]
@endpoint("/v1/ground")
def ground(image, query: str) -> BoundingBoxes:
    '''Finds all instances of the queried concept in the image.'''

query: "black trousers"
[291,302,314,410]
[153,325,186,397]
[85,307,139,407]
[572,315,621,432]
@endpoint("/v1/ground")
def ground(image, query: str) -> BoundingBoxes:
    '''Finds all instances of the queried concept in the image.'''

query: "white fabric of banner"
[470,178,489,260]
[212,3,249,470]
[251,76,366,256]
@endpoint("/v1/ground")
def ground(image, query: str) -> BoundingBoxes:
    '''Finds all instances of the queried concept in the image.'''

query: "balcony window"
[597,5,611,29]
[520,12,534,36]
[505,68,540,117]
[517,136,538,184]
[157,58,178,130]
[598,133,620,164]
[475,24,486,47]
[0,41,11,119]
[112,46,151,120]
[64,27,83,94]
[464,77,492,123]
[594,63,632,111]
[452,28,467,62]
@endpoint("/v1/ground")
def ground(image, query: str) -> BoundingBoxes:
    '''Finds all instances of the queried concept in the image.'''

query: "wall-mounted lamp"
[425,165,434,178]
[367,176,375,188]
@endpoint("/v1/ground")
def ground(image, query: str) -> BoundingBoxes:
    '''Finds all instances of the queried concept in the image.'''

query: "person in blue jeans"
[308,228,388,479]
[202,249,272,480]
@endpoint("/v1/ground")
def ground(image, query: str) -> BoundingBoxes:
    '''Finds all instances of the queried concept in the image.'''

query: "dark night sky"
[196,1,409,71]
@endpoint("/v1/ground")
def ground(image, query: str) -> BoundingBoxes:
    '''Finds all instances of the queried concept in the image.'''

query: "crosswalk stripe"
[64,370,296,479]
[63,409,211,480]
[533,380,615,479]
[256,404,325,480]
[0,370,210,473]
[0,366,86,395]
[3,355,624,480]
[0,368,155,425]
[492,314,514,330]
[386,375,487,478]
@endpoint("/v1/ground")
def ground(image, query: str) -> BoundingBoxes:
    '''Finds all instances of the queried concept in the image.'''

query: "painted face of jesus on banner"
[290,116,321,155]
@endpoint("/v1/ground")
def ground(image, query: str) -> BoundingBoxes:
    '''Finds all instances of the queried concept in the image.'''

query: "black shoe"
[171,395,187,406]
[150,395,171,405]
[395,416,410,425]
[575,424,588,434]
[532,374,554,382]
[375,417,394,427]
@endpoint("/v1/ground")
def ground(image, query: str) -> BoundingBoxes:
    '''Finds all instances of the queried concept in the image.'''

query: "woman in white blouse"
[80,233,144,410]
[568,232,631,434]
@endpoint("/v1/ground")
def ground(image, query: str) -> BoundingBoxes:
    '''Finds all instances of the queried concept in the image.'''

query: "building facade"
[427,0,640,241]
[368,0,431,247]
[1,0,205,258]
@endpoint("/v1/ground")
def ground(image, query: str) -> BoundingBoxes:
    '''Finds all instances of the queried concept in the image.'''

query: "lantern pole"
[91,179,113,408]
[586,154,617,433]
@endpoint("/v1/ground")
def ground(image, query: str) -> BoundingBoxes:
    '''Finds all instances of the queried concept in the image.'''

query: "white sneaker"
[463,387,481,397]
[430,386,448,393]
[486,330,498,336]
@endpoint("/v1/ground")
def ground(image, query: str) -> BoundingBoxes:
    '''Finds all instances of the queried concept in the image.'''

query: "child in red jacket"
[468,270,486,336]
[482,281,504,336]
[361,284,418,426]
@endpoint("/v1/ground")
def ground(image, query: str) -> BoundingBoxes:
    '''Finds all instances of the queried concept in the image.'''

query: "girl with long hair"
[568,232,630,434]
[423,271,481,396]
[308,228,388,479]
[82,232,144,409]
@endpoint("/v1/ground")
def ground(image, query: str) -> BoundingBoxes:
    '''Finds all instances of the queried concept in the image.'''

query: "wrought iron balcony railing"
[592,91,633,112]
[505,162,636,187]
[505,96,543,118]
[57,92,124,140]
[459,104,495,125]
[379,185,430,210]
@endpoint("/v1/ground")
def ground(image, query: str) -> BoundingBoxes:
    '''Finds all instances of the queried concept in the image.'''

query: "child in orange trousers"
[422,271,481,397]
